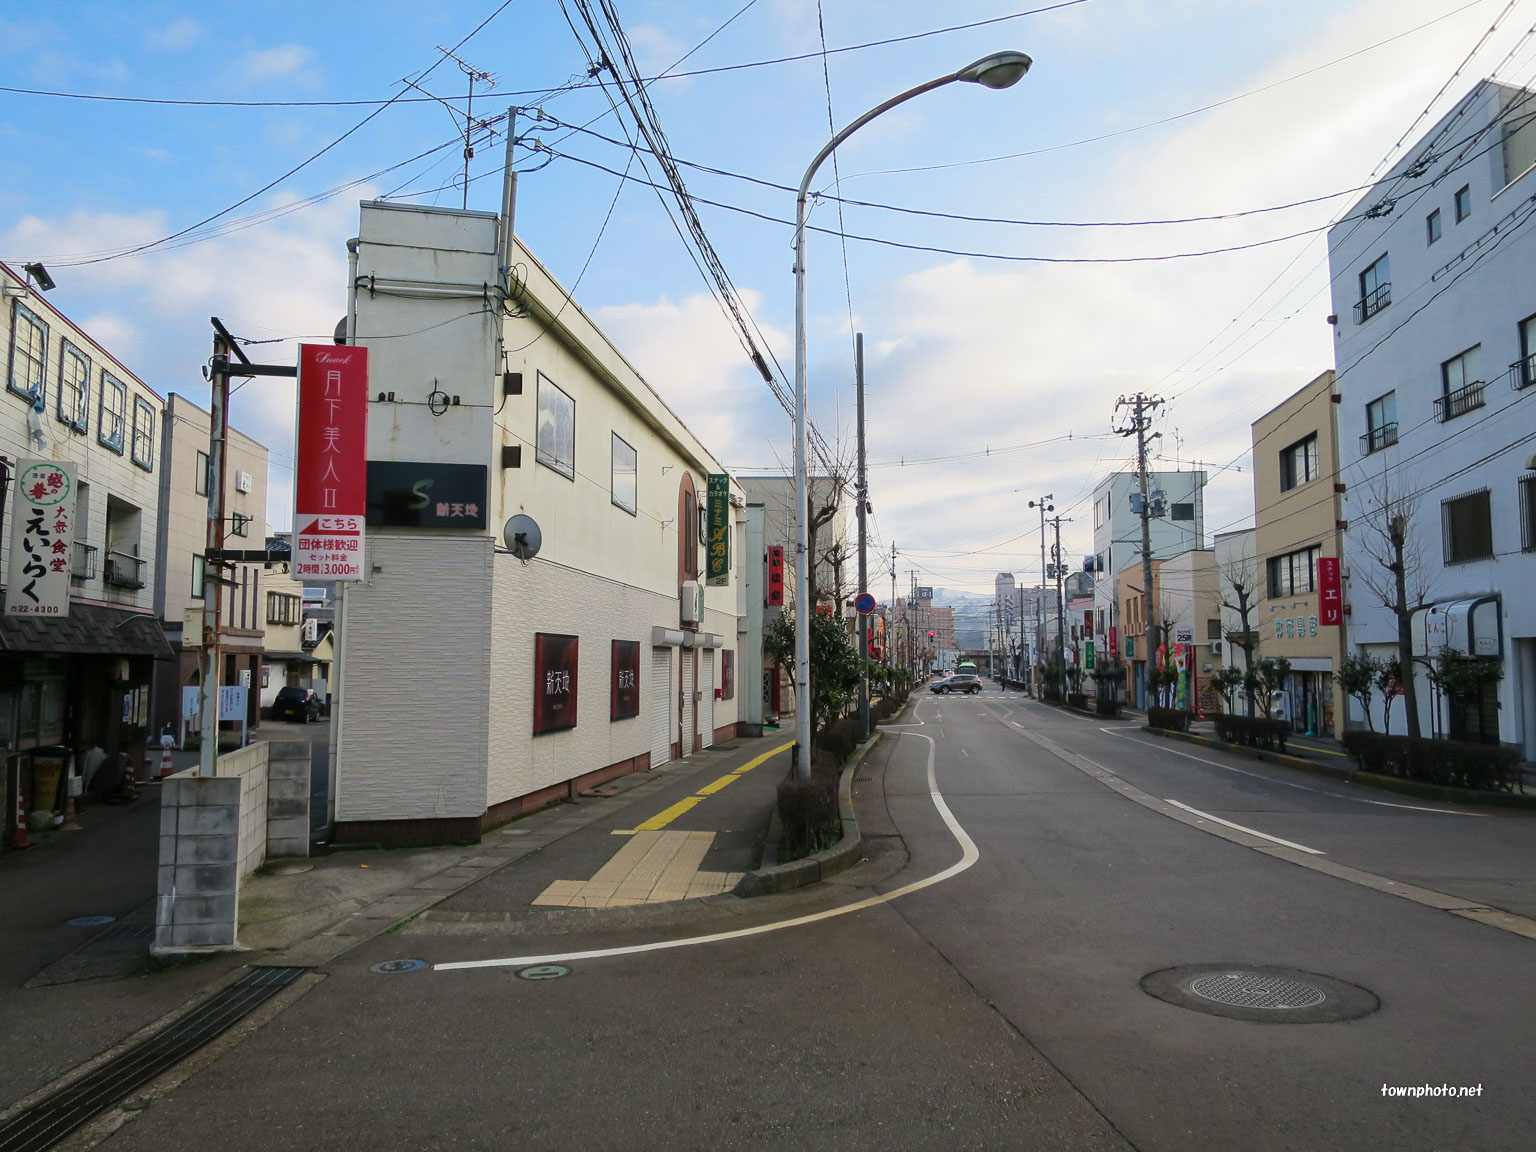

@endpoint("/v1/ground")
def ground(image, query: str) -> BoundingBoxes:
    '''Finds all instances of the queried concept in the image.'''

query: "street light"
[791,50,1032,775]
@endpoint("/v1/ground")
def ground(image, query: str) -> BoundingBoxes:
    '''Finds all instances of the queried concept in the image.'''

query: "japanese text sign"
[706,474,730,586]
[611,639,640,721]
[6,459,76,617]
[294,344,368,581]
[1317,557,1342,626]
[766,545,784,606]
[534,633,579,734]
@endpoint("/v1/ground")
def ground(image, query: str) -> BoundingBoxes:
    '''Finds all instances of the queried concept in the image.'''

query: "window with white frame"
[195,450,210,496]
[1357,254,1390,321]
[1364,391,1397,453]
[56,341,90,432]
[1438,345,1485,422]
[98,371,126,451]
[536,373,575,479]
[1442,489,1493,564]
[191,554,207,599]
[131,395,156,470]
[611,432,637,514]
[7,301,48,403]
[1266,544,1320,598]
[1278,433,1319,491]
[267,592,302,625]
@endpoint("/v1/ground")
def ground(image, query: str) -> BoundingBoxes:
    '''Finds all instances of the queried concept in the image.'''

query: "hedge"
[1095,698,1122,718]
[1147,707,1194,732]
[1340,731,1522,793]
[1067,692,1089,710]
[1212,714,1290,752]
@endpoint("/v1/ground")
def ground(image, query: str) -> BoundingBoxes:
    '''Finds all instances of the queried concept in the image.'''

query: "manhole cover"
[370,958,428,975]
[1189,972,1327,1010]
[1141,965,1378,1023]
[516,965,570,981]
[67,915,117,927]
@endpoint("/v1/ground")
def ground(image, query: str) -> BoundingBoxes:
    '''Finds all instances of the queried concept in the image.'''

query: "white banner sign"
[182,684,248,722]
[5,459,76,617]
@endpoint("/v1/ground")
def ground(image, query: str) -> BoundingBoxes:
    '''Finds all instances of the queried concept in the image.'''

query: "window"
[535,373,575,479]
[1171,502,1194,521]
[1516,312,1536,390]
[56,341,90,432]
[131,395,156,470]
[7,301,48,403]
[1266,545,1320,598]
[98,371,126,451]
[266,592,302,625]
[1437,345,1485,422]
[1356,254,1390,322]
[191,555,207,599]
[1207,618,1222,641]
[1520,474,1536,551]
[1454,184,1472,222]
[611,432,637,515]
[1442,489,1493,564]
[1279,433,1319,491]
[1363,391,1397,453]
[195,450,210,497]
[1426,208,1442,245]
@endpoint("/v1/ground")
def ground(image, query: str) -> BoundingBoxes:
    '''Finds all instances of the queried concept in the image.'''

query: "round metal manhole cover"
[516,965,570,981]
[1142,965,1378,1024]
[67,915,117,927]
[1189,972,1327,1010]
[370,958,428,975]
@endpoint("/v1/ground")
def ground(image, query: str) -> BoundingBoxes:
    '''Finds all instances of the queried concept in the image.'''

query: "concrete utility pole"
[1117,393,1164,695]
[854,333,870,741]
[1028,495,1053,695]
[198,325,233,778]
[1051,515,1071,690]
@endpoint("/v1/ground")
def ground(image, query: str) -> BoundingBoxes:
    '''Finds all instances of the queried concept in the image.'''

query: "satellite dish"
[333,317,349,345]
[503,514,542,562]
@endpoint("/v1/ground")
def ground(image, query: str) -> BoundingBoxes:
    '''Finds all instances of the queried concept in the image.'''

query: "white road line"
[1104,728,1485,816]
[1164,799,1326,855]
[434,730,979,973]
[961,748,968,758]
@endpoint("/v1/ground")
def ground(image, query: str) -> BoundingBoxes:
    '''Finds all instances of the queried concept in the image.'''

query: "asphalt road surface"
[86,693,1536,1150]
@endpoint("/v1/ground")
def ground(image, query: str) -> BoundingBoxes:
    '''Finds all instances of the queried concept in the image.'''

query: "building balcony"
[1434,380,1486,423]
[1512,353,1535,392]
[103,551,146,589]
[1353,283,1390,323]
[1360,422,1398,454]
[71,541,98,582]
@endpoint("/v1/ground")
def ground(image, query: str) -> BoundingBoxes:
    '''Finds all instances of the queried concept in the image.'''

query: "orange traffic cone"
[155,745,174,781]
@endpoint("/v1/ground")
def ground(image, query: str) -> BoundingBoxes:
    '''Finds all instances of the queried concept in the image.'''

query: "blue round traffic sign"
[854,592,876,615]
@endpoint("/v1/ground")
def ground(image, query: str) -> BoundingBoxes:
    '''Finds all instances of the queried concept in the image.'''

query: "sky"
[4,0,1535,597]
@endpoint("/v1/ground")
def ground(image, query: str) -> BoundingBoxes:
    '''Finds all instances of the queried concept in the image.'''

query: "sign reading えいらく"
[5,459,76,618]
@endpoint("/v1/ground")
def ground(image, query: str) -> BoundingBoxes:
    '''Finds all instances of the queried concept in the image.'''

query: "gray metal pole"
[855,333,869,741]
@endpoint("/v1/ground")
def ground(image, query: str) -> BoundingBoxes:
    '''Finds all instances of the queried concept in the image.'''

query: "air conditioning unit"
[680,580,702,625]
[1210,640,1223,656]
[234,470,253,493]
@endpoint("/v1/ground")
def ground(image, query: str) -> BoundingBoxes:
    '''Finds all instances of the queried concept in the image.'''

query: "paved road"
[58,694,1536,1149]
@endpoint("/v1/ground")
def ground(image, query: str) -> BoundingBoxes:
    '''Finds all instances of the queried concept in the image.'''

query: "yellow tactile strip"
[532,830,743,908]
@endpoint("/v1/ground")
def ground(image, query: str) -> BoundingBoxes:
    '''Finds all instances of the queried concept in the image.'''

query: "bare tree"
[1354,475,1433,738]
[1219,555,1261,717]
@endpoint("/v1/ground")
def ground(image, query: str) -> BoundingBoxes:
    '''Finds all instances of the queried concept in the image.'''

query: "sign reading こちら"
[294,344,368,581]
[5,460,76,617]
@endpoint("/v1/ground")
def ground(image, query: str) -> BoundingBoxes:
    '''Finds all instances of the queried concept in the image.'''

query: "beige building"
[1250,370,1347,735]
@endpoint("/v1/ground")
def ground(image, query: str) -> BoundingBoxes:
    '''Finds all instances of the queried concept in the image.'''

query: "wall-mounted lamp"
[23,263,55,292]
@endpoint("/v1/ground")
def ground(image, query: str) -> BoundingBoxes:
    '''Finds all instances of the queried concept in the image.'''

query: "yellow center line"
[614,740,793,835]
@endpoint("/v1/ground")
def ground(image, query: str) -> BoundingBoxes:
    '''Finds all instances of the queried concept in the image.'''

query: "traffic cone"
[154,745,174,782]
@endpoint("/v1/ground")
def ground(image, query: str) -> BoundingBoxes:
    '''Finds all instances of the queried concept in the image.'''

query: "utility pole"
[1028,494,1054,695]
[1116,394,1164,704]
[854,333,870,740]
[1051,515,1071,691]
[889,543,897,676]
[198,326,233,778]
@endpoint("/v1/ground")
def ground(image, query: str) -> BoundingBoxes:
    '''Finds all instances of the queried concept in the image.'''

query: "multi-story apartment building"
[1246,371,1348,735]
[333,202,745,846]
[2,262,171,849]
[1329,80,1536,754]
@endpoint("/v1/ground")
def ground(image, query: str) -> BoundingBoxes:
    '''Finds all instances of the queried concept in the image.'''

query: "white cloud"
[145,18,199,51]
[238,45,320,90]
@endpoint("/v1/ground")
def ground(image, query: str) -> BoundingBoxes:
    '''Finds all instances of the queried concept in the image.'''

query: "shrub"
[1340,731,1522,792]
[1067,691,1089,710]
[1147,707,1193,732]
[1095,698,1122,717]
[1042,686,1062,704]
[777,769,841,860]
[1212,714,1290,752]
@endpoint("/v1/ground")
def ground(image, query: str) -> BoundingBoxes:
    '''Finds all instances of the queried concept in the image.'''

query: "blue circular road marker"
[370,958,428,975]
[517,965,570,981]
[67,915,116,927]
[854,592,876,615]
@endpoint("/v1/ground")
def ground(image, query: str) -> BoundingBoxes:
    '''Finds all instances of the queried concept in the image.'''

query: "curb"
[1141,725,1536,809]
[732,730,880,898]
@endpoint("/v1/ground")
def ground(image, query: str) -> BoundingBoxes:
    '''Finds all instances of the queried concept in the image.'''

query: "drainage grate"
[0,967,305,1152]
[1189,972,1326,1010]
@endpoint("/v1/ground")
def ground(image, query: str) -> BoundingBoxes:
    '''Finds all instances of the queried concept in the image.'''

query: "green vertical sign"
[1085,640,1095,669]
[706,474,730,586]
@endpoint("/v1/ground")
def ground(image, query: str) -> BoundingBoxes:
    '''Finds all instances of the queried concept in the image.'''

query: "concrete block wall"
[264,740,311,858]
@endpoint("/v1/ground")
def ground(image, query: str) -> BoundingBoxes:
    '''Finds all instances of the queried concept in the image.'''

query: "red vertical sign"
[766,545,785,606]
[1318,557,1342,626]
[1108,625,1119,658]
[294,344,368,581]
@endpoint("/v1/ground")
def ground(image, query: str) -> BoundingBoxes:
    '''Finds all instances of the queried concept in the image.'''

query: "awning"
[0,602,174,660]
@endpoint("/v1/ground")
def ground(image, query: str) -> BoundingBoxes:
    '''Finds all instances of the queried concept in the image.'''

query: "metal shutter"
[701,650,715,748]
[650,648,672,766]
[681,651,695,757]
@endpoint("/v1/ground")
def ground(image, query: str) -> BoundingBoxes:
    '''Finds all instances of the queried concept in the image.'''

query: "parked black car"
[930,673,981,695]
[272,686,322,722]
